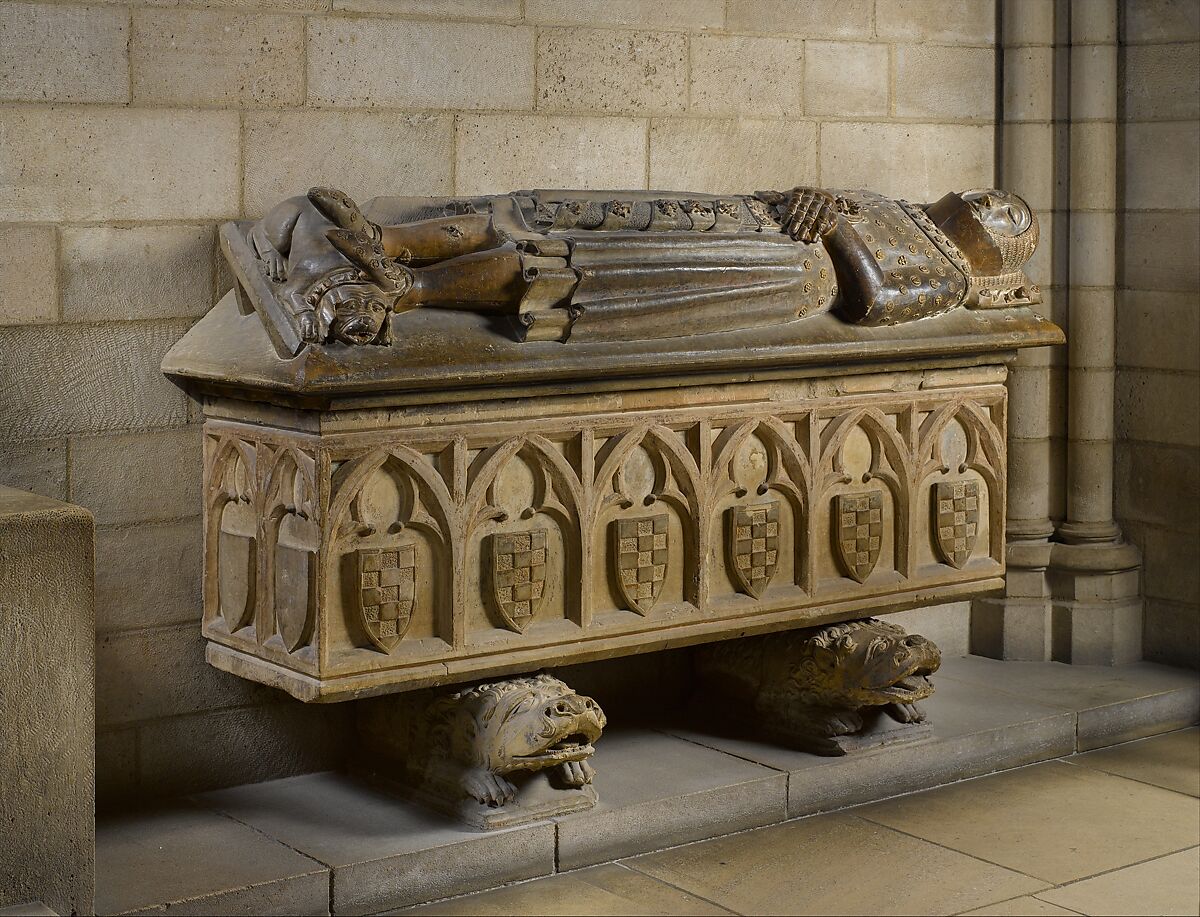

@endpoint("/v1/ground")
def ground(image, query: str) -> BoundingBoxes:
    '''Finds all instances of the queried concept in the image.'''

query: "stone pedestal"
[0,488,95,917]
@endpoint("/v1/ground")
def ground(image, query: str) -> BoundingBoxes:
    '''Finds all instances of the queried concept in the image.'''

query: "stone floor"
[95,657,1200,916]
[405,729,1200,916]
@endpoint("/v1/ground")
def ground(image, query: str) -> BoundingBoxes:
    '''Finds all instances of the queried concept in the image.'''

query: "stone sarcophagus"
[164,185,1061,706]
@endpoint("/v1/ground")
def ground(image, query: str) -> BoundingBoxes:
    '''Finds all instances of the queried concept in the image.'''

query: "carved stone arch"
[464,435,584,633]
[819,407,913,580]
[593,423,702,611]
[917,399,1005,566]
[260,445,319,654]
[710,415,811,595]
[326,446,455,653]
[204,435,259,632]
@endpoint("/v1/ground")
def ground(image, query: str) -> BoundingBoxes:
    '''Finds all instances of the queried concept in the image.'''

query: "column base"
[1046,539,1143,665]
[970,540,1054,661]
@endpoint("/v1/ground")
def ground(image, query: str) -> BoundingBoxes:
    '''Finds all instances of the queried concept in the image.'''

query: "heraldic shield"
[611,514,668,615]
[726,503,779,599]
[489,529,548,633]
[357,544,416,652]
[934,479,980,568]
[834,490,883,583]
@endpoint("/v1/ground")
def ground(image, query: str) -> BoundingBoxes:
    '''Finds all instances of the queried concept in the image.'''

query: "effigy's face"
[324,285,391,345]
[962,189,1032,236]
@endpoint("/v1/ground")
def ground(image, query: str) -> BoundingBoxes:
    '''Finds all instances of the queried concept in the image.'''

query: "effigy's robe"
[367,189,969,344]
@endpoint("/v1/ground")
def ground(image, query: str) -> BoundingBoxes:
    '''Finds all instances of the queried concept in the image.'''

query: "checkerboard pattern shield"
[357,544,416,651]
[726,503,779,599]
[611,514,669,615]
[934,480,979,569]
[489,529,548,633]
[834,490,883,583]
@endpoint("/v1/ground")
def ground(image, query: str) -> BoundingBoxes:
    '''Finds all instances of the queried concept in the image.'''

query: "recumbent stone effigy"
[163,181,1061,825]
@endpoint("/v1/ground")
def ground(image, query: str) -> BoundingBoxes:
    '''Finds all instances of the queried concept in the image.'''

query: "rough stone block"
[1050,596,1143,665]
[537,28,687,115]
[1117,290,1200,373]
[1002,0,1056,46]
[524,0,724,28]
[1071,43,1118,122]
[335,0,521,18]
[62,225,216,322]
[1069,210,1117,289]
[96,727,137,811]
[138,703,351,799]
[1142,599,1200,670]
[244,111,454,217]
[1123,0,1200,43]
[96,803,329,917]
[1137,524,1200,605]
[689,35,804,118]
[820,122,994,203]
[554,730,787,870]
[804,41,889,117]
[1116,441,1200,531]
[1124,210,1200,292]
[96,623,272,727]
[0,488,94,917]
[888,602,970,656]
[70,426,202,526]
[196,772,556,914]
[1002,46,1054,121]
[0,322,189,441]
[0,440,67,501]
[0,2,129,104]
[971,598,1053,661]
[1124,121,1200,211]
[456,114,646,195]
[0,108,239,222]
[876,0,996,44]
[308,18,534,110]
[1070,122,1118,212]
[726,0,873,39]
[131,9,304,106]
[1116,370,1200,448]
[895,46,996,120]
[649,118,817,195]
[1124,43,1200,122]
[0,225,57,326]
[95,519,202,631]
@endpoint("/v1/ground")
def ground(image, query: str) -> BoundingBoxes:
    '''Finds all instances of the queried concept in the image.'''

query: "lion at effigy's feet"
[695,618,941,755]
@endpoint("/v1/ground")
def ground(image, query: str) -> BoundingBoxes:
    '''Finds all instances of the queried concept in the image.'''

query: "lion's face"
[451,674,606,775]
[794,618,940,707]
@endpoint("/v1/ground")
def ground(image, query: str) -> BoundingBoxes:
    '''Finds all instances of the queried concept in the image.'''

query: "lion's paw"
[461,769,517,808]
[556,759,595,788]
[884,701,927,724]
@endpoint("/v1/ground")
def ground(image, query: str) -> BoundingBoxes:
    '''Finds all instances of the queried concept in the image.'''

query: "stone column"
[1048,0,1143,664]
[972,0,1062,660]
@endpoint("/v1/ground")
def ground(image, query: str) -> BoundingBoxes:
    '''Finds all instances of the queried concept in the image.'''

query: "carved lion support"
[356,673,606,829]
[694,618,941,756]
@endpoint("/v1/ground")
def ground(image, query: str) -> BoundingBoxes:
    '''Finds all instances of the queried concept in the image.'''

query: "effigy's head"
[791,617,941,708]
[445,673,606,775]
[926,189,1041,307]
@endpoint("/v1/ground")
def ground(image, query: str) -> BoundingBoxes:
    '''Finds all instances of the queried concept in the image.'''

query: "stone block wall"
[1116,2,1200,667]
[0,0,998,803]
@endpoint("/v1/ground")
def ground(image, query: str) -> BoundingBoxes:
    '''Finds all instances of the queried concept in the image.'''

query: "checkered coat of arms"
[726,503,779,599]
[356,544,416,652]
[834,490,883,583]
[488,529,548,633]
[933,480,979,569]
[611,514,669,615]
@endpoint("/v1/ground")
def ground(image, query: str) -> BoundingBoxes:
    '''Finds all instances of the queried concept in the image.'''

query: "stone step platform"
[96,656,1199,916]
